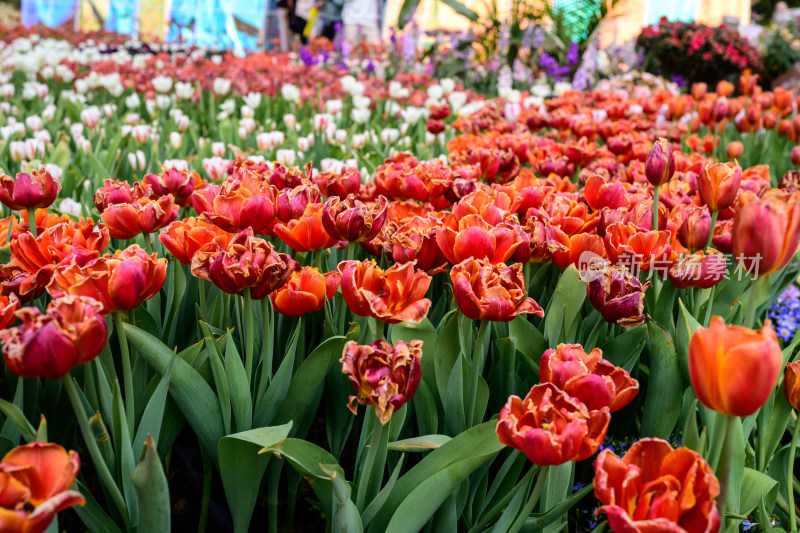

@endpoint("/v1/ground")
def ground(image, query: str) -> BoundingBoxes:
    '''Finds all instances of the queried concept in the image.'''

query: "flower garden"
[1,15,800,533]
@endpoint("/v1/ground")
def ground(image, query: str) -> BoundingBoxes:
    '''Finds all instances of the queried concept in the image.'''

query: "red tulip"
[207,172,277,234]
[668,250,727,290]
[733,189,800,277]
[645,138,675,187]
[436,214,522,265]
[587,261,650,327]
[100,194,179,239]
[451,258,543,321]
[0,168,60,210]
[321,194,388,242]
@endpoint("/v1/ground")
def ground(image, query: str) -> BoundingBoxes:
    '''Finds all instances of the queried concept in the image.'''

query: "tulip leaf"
[362,455,405,527]
[274,335,348,434]
[321,463,364,533]
[132,362,172,460]
[367,421,505,532]
[642,320,683,439]
[599,325,647,368]
[84,150,112,182]
[491,470,534,532]
[435,311,461,408]
[131,435,170,533]
[219,423,292,533]
[675,298,701,384]
[384,455,491,533]
[412,380,439,437]
[73,480,124,533]
[0,398,35,443]
[522,483,593,532]
[444,357,466,436]
[541,462,573,533]
[253,317,303,427]
[388,434,452,451]
[543,265,586,345]
[123,324,224,463]
[509,316,547,369]
[653,281,677,330]
[739,466,779,517]
[224,333,252,432]
[112,380,138,527]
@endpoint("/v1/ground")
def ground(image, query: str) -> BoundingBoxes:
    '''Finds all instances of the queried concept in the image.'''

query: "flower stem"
[652,185,660,231]
[717,415,738,526]
[705,210,718,250]
[788,414,800,532]
[356,407,387,512]
[61,373,129,524]
[508,465,549,533]
[26,208,37,238]
[112,311,135,435]
[744,275,767,328]
[243,288,255,385]
[466,320,490,427]
[198,444,212,533]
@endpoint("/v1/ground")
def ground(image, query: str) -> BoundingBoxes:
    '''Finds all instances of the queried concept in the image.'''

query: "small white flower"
[213,78,231,96]
[152,76,173,93]
[276,149,296,166]
[58,198,82,217]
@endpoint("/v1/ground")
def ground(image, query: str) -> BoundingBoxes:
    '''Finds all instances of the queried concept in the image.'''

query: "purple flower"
[567,42,579,65]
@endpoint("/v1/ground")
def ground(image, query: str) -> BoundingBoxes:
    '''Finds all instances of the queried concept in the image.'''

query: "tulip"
[275,181,322,222]
[385,215,448,274]
[338,260,431,324]
[793,146,800,167]
[450,258,543,322]
[644,138,675,187]
[322,195,388,242]
[436,214,522,265]
[668,250,728,289]
[271,267,340,316]
[733,190,800,278]
[192,228,298,300]
[317,167,362,198]
[340,339,422,424]
[191,183,221,216]
[689,316,782,417]
[587,261,650,327]
[101,194,179,239]
[143,168,204,207]
[159,216,233,265]
[0,168,60,211]
[540,344,638,412]
[583,173,629,211]
[496,383,610,466]
[0,442,85,533]
[273,203,339,252]
[727,141,743,159]
[698,162,742,212]
[0,293,19,329]
[593,438,720,533]
[603,222,672,273]
[0,296,107,379]
[94,179,148,212]
[550,232,605,269]
[512,220,569,263]
[207,172,278,234]
[786,362,800,411]
[677,206,711,252]
[47,245,167,314]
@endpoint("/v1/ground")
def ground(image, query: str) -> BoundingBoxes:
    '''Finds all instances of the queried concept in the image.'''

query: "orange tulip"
[191,228,298,300]
[273,203,339,252]
[603,222,672,273]
[496,383,610,466]
[733,189,800,277]
[698,162,742,212]
[668,250,728,290]
[450,258,543,322]
[594,438,720,533]
[550,232,605,269]
[0,296,107,379]
[0,293,19,329]
[100,194,179,239]
[271,267,340,316]
[340,339,422,424]
[47,245,167,314]
[338,259,431,324]
[689,316,782,417]
[159,216,234,265]
[207,172,278,234]
[540,344,638,412]
[436,213,522,265]
[785,361,800,411]
[0,442,85,533]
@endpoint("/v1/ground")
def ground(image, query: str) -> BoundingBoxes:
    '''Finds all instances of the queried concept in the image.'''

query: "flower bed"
[0,27,799,533]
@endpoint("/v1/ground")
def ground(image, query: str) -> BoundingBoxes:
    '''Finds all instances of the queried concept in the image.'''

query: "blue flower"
[742,519,754,531]
[573,481,586,492]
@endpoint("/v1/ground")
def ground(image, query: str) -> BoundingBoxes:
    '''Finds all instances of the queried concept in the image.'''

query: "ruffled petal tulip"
[101,195,179,239]
[0,169,60,211]
[587,262,650,327]
[207,172,277,234]
[273,203,339,252]
[271,267,339,316]
[436,214,522,265]
[496,383,610,466]
[668,250,727,290]
[322,195,388,242]
[689,316,782,417]
[143,168,204,207]
[159,216,233,265]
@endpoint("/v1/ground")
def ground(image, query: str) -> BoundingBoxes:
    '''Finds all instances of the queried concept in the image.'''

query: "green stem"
[788,414,799,533]
[198,279,207,319]
[61,374,129,524]
[26,208,36,238]
[143,232,154,255]
[112,312,135,436]
[508,466,549,533]
[198,445,212,533]
[705,210,718,250]
[744,275,767,328]
[717,415,738,526]
[466,320,490,427]
[702,285,716,327]
[652,186,660,231]
[243,288,255,385]
[356,407,386,512]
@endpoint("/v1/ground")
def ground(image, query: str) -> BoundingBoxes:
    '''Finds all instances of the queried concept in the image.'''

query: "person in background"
[321,0,344,41]
[341,0,380,44]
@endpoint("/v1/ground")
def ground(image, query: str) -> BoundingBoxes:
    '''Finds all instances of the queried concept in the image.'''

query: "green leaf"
[131,435,170,532]
[675,298,701,383]
[219,423,293,533]
[509,316,547,368]
[321,463,364,533]
[224,333,252,432]
[396,0,422,28]
[642,320,683,438]
[132,364,172,460]
[438,0,479,21]
[112,381,138,527]
[0,398,35,443]
[739,467,779,517]
[522,483,593,532]
[253,318,302,427]
[362,456,405,527]
[434,312,461,408]
[543,265,586,345]
[368,421,505,532]
[388,435,451,452]
[123,324,225,463]
[74,480,124,533]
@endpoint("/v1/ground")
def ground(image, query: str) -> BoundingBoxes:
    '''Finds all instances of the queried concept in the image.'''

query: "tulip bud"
[784,361,800,411]
[698,162,742,212]
[678,206,711,252]
[792,146,800,167]
[690,317,782,417]
[726,141,743,159]
[691,82,707,100]
[733,189,800,277]
[644,138,675,187]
